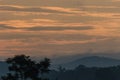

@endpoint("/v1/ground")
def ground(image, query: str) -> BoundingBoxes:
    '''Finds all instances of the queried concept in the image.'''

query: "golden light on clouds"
[0,0,120,59]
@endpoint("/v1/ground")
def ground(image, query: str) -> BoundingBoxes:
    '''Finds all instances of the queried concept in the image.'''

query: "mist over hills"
[60,56,120,69]
[0,61,8,76]
[1,56,120,76]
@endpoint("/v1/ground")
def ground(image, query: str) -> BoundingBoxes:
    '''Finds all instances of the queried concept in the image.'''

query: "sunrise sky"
[0,0,120,60]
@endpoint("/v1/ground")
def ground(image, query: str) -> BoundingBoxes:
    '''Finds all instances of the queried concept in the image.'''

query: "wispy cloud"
[1,5,119,19]
[0,19,58,27]
[0,24,16,29]
[47,38,108,45]
[0,0,120,59]
[0,5,74,14]
[24,26,94,31]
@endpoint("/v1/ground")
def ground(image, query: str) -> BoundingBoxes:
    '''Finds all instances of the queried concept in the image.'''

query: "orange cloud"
[0,19,58,28]
[47,38,108,45]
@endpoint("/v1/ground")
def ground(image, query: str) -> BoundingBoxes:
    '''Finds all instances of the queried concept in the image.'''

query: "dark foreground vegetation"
[1,55,120,80]
[48,65,120,80]
[1,55,50,80]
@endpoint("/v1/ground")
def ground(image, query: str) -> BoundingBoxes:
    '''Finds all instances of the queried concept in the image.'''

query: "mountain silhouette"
[60,56,120,69]
[1,56,120,77]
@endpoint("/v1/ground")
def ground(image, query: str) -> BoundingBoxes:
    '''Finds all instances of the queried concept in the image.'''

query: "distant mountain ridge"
[60,56,120,69]
[1,56,120,76]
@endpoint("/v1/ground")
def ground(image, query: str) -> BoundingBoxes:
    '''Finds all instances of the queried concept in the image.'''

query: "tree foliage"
[47,65,120,80]
[1,55,50,80]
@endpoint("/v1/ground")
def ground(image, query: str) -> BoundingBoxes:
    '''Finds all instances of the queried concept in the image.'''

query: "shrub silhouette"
[1,54,50,80]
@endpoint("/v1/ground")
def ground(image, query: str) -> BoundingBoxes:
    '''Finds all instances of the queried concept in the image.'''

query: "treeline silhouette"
[1,55,120,80]
[47,65,120,80]
[1,55,50,80]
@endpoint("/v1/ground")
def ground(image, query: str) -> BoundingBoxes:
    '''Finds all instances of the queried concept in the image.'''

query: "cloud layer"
[0,0,120,59]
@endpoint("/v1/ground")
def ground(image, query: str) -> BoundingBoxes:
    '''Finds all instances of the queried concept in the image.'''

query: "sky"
[0,0,120,60]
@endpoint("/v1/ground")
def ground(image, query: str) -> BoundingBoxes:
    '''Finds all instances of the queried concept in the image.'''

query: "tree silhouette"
[1,55,50,80]
[57,66,66,72]
[1,73,17,80]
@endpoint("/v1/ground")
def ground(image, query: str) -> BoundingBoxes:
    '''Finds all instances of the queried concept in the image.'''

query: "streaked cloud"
[0,0,120,59]
[0,19,58,27]
[0,24,16,29]
[24,26,94,31]
[0,5,74,14]
[47,38,108,45]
